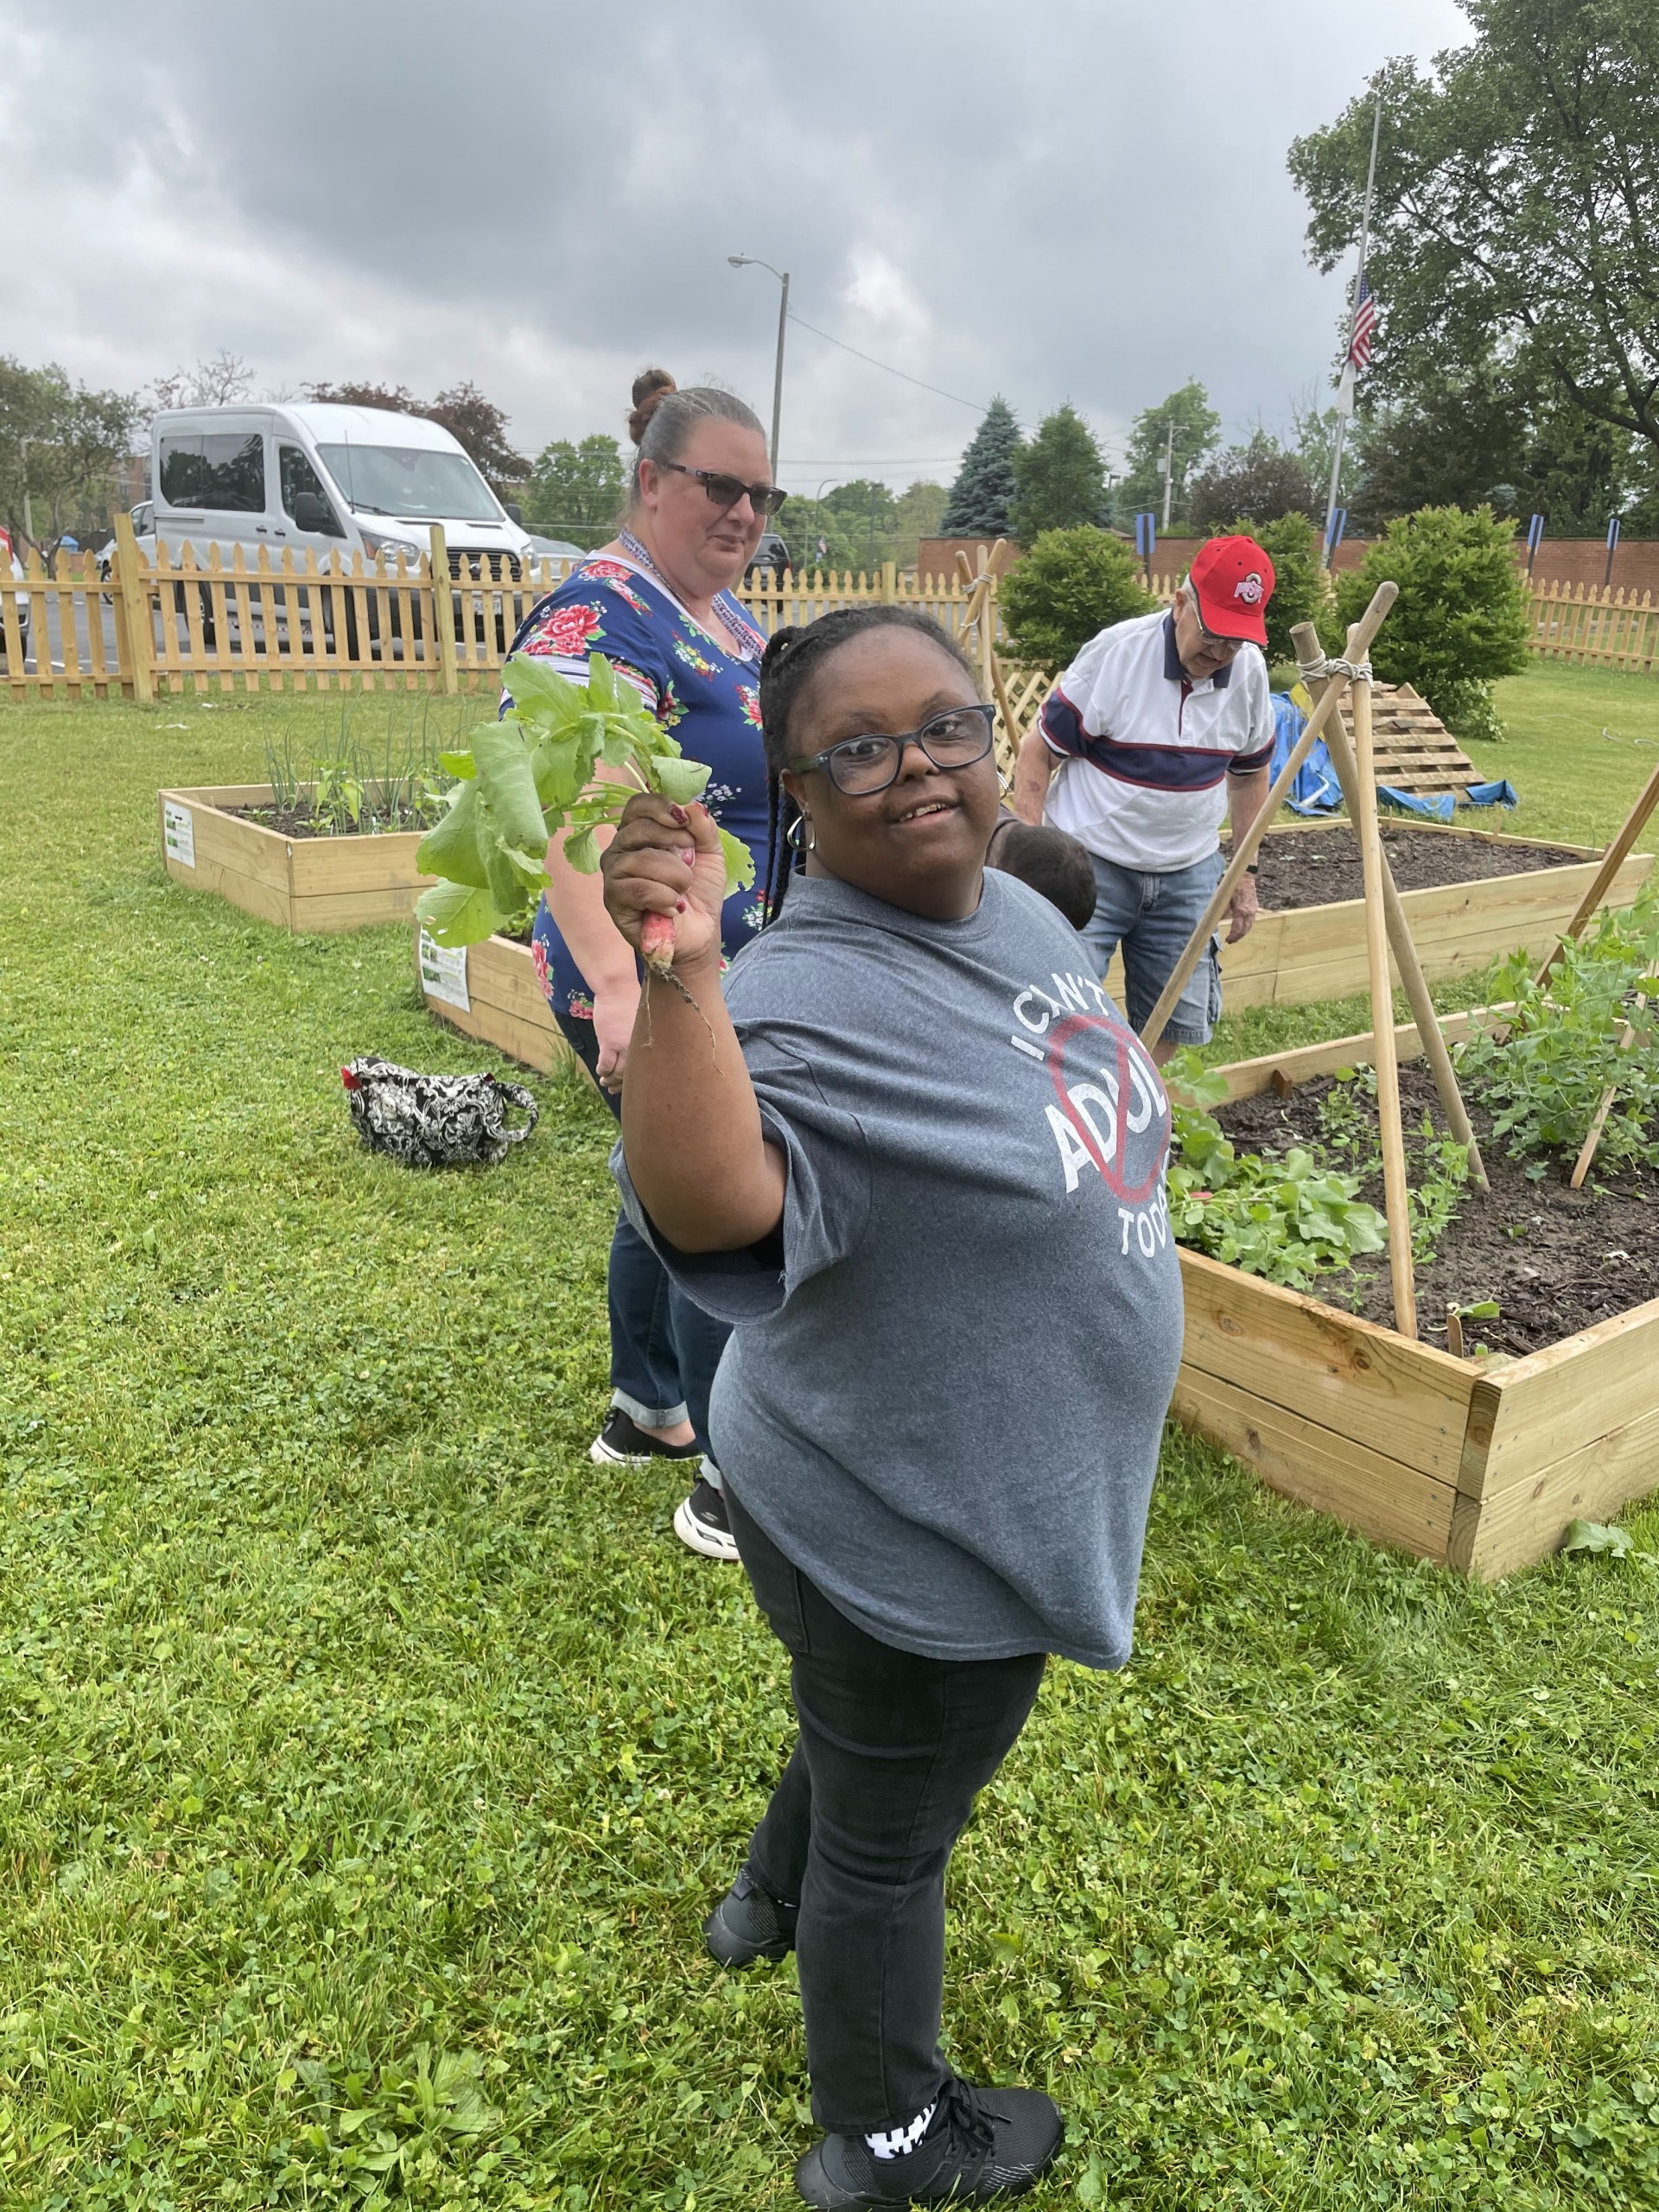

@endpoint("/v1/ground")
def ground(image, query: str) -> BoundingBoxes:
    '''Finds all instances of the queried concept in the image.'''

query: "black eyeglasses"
[655,460,787,517]
[1182,592,1245,655]
[787,704,996,795]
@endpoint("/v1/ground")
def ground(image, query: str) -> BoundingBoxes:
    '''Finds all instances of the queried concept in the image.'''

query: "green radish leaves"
[415,652,754,947]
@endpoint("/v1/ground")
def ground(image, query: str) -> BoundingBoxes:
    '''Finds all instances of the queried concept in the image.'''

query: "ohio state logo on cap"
[1189,535,1275,646]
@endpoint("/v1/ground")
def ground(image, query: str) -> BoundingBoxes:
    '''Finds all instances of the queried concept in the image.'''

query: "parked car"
[0,525,29,665]
[145,403,532,578]
[97,504,152,580]
[745,529,791,583]
[524,533,585,567]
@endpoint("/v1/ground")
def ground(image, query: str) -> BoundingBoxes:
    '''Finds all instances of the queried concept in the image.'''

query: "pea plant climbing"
[414,652,753,968]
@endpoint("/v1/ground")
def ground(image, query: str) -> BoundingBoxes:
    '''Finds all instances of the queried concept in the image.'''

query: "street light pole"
[728,255,790,481]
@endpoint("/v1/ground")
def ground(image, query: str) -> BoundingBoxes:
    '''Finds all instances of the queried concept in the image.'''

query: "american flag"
[1348,275,1377,371]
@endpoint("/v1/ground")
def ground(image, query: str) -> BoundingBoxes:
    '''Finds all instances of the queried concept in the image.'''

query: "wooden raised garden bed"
[1103,821,1651,1012]
[415,925,572,1075]
[1175,1011,1659,1579]
[158,784,434,932]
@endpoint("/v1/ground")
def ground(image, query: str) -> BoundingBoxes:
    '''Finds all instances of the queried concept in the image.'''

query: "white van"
[149,402,534,578]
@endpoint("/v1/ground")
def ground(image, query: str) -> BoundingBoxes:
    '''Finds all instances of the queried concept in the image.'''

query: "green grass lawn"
[1,682,1656,2210]
[1467,660,1659,848]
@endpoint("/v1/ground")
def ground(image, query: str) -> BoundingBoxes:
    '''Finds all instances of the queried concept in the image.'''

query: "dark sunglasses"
[786,704,996,796]
[655,460,787,518]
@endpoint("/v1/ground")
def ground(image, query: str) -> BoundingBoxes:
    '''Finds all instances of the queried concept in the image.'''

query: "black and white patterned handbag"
[340,1056,538,1169]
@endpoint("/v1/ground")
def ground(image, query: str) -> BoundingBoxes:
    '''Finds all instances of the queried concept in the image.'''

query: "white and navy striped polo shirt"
[1039,608,1274,873]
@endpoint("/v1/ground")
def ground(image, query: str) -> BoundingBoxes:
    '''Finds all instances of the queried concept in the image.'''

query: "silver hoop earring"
[787,811,817,855]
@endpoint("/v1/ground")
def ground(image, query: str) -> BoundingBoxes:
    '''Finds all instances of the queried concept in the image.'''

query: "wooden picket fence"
[7,523,1654,701]
[1525,580,1659,673]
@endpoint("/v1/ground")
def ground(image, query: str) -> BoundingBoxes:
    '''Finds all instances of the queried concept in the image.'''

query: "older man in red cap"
[1012,534,1277,1064]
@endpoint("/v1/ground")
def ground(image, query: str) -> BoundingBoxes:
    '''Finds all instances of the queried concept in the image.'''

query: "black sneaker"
[672,1476,740,1562]
[589,1408,702,1466]
[796,2077,1064,2208]
[704,1864,798,1967]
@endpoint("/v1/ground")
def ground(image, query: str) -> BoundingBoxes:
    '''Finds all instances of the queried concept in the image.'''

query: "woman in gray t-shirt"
[602,607,1183,2209]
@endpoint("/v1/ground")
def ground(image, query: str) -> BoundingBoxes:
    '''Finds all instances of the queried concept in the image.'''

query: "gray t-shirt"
[613,869,1183,1670]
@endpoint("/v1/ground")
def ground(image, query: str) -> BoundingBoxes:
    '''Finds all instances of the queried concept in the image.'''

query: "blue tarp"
[1269,693,1343,813]
[1268,693,1520,819]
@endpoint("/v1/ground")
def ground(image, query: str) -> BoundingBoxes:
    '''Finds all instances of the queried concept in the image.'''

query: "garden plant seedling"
[413,651,753,954]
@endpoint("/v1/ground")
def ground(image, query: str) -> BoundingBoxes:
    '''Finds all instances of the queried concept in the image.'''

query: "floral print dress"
[514,553,772,1021]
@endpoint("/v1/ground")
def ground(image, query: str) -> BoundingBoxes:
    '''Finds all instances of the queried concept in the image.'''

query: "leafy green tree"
[1288,1,1659,466]
[1186,430,1319,531]
[824,478,900,572]
[773,497,864,575]
[940,397,1023,536]
[997,527,1152,670]
[1345,355,1650,534]
[1009,404,1108,541]
[891,479,949,569]
[524,435,627,545]
[1111,380,1221,526]
[1333,505,1529,741]
[1214,512,1328,668]
[0,356,140,548]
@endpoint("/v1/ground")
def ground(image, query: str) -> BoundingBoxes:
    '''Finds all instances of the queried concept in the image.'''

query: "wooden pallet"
[1368,683,1479,795]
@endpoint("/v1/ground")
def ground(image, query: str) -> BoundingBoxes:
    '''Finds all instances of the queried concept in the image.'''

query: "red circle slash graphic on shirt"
[1045,1013,1168,1205]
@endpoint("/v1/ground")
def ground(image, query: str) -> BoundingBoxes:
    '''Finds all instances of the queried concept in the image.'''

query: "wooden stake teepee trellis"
[1143,581,1462,1338]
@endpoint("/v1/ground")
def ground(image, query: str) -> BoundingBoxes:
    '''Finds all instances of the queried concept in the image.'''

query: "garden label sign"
[163,800,195,870]
[418,931,470,1014]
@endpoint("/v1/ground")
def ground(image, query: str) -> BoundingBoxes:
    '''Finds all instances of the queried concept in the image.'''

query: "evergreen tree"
[940,397,1023,536]
[1010,404,1108,541]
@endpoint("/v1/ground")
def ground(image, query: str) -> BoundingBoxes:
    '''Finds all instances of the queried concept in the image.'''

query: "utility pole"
[1160,419,1174,532]
[1321,91,1382,570]
[728,256,791,483]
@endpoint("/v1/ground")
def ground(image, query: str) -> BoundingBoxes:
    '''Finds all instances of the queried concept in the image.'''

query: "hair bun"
[628,368,677,446]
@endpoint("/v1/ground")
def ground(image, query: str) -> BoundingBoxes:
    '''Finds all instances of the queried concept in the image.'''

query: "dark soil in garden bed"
[1217,1064,1659,1356]
[1247,824,1587,912]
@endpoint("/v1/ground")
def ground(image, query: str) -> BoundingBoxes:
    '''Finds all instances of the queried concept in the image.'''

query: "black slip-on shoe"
[795,2076,1064,2208]
[672,1476,741,1562]
[703,1864,799,1967]
[588,1408,702,1465]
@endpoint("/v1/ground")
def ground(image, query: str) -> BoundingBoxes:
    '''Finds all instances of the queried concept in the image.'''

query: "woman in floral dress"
[512,369,779,1560]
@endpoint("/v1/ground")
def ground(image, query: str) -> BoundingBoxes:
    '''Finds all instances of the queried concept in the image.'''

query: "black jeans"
[556,1008,731,1459]
[725,1488,1046,2134]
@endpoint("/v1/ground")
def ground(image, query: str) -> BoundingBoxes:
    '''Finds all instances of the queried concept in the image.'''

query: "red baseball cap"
[1188,535,1275,646]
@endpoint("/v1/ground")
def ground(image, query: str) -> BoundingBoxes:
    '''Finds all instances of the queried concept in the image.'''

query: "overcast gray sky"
[2,0,1470,493]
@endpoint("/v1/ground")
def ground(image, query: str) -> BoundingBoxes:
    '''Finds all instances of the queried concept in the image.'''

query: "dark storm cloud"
[3,0,1467,483]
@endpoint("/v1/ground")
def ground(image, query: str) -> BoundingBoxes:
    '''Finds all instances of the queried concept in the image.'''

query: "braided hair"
[756,606,980,925]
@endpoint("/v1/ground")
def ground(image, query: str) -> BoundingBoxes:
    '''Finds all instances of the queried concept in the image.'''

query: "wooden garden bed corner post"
[1348,622,1418,1338]
[1536,750,1659,985]
[1138,580,1399,1048]
[1290,620,1489,1190]
[111,510,154,704]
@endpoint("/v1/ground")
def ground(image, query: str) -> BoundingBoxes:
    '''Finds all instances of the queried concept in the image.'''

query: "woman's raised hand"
[601,795,728,976]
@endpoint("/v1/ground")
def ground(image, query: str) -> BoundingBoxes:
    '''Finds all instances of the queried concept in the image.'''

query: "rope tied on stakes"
[1302,653,1374,685]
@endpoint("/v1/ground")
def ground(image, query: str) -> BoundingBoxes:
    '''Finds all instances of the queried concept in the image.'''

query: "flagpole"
[1321,91,1382,571]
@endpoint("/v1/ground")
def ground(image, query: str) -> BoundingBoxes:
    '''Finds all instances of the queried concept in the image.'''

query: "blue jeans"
[1081,849,1224,1046]
[556,1010,731,1480]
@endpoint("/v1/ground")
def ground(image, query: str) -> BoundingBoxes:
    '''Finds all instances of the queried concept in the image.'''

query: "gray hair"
[626,371,766,507]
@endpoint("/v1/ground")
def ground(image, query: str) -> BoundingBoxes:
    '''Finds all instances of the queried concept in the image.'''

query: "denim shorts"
[1079,849,1224,1046]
